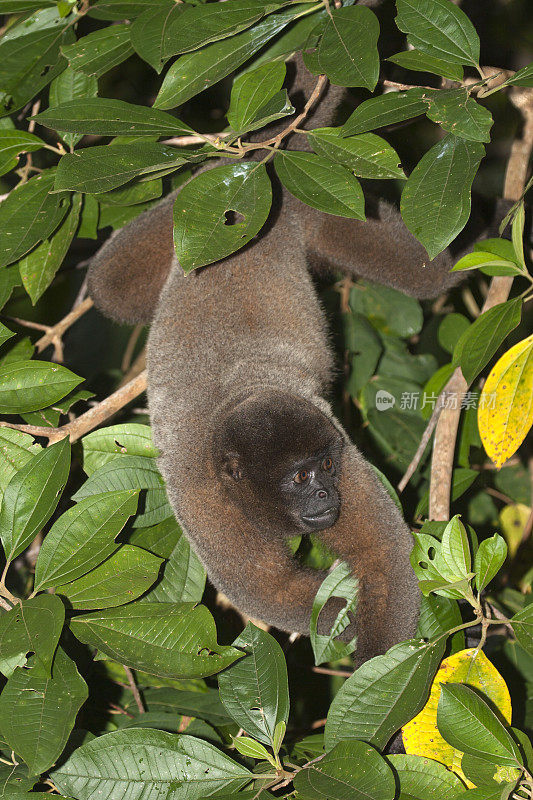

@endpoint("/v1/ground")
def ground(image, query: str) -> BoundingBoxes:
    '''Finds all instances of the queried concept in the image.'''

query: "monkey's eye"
[294,470,309,484]
[322,457,333,472]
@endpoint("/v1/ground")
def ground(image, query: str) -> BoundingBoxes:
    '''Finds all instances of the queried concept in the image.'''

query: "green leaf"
[511,604,533,657]
[70,602,243,678]
[308,128,404,179]
[34,98,193,137]
[324,639,446,751]
[233,737,274,763]
[173,162,272,272]
[424,88,493,143]
[342,88,427,136]
[82,423,157,475]
[61,24,134,77]
[387,49,464,81]
[0,647,88,776]
[140,527,206,604]
[130,0,185,73]
[0,265,22,310]
[400,134,484,259]
[387,754,465,800]
[0,323,14,347]
[437,683,522,767]
[474,533,507,592]
[438,515,472,580]
[350,280,423,337]
[273,720,286,755]
[154,5,314,109]
[452,252,523,277]
[0,594,64,678]
[56,544,162,609]
[227,59,286,131]
[139,686,233,727]
[313,6,380,90]
[49,67,98,148]
[0,360,83,413]
[73,455,164,500]
[294,740,395,800]
[19,193,81,304]
[88,0,155,20]
[275,150,365,219]
[0,24,71,116]
[504,63,533,88]
[52,729,253,800]
[0,438,70,562]
[164,0,287,56]
[438,313,470,355]
[416,594,465,654]
[309,561,359,665]
[54,142,201,194]
[34,490,138,590]
[129,516,182,558]
[0,172,70,268]
[395,0,480,68]
[0,0,55,8]
[0,429,41,503]
[218,623,289,748]
[0,130,44,177]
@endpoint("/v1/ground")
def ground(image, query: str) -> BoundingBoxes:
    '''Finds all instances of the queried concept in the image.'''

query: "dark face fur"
[214,392,343,534]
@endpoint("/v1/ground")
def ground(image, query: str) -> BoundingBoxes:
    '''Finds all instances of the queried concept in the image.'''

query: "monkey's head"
[213,392,343,534]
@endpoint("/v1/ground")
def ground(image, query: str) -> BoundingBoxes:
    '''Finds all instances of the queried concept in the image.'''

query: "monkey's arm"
[319,444,420,663]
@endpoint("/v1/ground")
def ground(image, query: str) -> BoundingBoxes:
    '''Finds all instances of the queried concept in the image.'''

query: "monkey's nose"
[316,489,328,499]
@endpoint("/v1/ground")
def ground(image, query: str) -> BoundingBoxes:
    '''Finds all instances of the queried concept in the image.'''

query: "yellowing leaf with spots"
[478,335,533,468]
[499,503,531,557]
[402,648,511,786]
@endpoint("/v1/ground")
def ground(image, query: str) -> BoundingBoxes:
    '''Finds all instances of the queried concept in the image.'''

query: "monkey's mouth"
[301,507,338,528]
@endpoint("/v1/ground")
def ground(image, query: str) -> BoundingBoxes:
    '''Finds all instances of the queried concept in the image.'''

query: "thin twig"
[35,297,94,356]
[0,371,147,443]
[312,666,353,677]
[123,666,145,714]
[121,325,143,374]
[398,399,445,493]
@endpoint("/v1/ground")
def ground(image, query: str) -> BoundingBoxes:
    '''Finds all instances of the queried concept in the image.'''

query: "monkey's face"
[214,392,343,535]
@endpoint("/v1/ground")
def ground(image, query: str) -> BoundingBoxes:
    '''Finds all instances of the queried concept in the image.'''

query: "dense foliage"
[0,0,531,797]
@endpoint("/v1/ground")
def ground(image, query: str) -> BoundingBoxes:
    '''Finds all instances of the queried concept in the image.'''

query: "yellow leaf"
[478,334,533,468]
[402,648,512,786]
[499,503,531,557]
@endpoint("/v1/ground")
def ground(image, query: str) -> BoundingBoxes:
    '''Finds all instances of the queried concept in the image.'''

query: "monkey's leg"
[318,445,420,663]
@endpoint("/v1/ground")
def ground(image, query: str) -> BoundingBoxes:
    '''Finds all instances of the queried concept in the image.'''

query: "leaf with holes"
[173,162,272,272]
[309,561,359,665]
[0,594,64,678]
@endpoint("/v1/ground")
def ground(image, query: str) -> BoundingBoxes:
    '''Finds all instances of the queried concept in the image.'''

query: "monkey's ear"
[88,190,177,325]
[222,453,243,482]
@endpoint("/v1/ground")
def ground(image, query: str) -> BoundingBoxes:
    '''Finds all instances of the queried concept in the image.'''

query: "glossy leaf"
[140,528,206,604]
[82,423,157,475]
[0,360,83,413]
[403,648,513,780]
[219,623,289,747]
[55,142,201,194]
[227,59,286,131]
[0,438,70,562]
[342,88,427,136]
[0,647,88,777]
[0,172,70,268]
[130,0,185,73]
[56,545,162,609]
[88,0,155,19]
[154,5,314,109]
[505,63,533,88]
[478,335,533,468]
[511,604,533,657]
[48,67,98,148]
[309,561,359,665]
[308,128,404,179]
[73,454,164,499]
[0,24,71,116]
[314,6,380,90]
[474,533,507,591]
[173,162,272,272]
[34,490,138,590]
[416,594,465,654]
[400,135,484,259]
[395,0,480,67]
[0,594,64,678]
[62,25,134,77]
[19,193,82,304]
[0,130,44,177]
[52,729,253,800]
[424,88,493,143]
[164,0,286,56]
[324,639,445,751]
[233,737,273,763]
[34,97,193,136]
[453,299,522,384]
[388,754,465,800]
[294,740,395,800]
[0,429,40,502]
[70,602,243,678]
[388,49,464,81]
[437,683,521,767]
